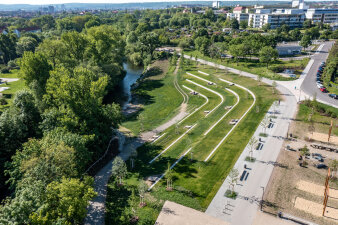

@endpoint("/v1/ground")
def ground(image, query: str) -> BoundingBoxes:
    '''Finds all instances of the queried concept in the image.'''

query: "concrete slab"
[155,201,229,225]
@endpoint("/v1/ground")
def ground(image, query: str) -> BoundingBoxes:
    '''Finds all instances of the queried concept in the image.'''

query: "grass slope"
[106,61,276,224]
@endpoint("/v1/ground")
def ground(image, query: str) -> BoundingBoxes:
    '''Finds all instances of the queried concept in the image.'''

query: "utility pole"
[260,186,265,211]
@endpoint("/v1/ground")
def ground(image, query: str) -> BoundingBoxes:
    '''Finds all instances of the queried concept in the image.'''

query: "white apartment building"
[249,13,305,29]
[226,13,249,22]
[305,9,338,24]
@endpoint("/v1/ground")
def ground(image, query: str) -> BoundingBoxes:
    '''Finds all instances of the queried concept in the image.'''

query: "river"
[121,62,143,109]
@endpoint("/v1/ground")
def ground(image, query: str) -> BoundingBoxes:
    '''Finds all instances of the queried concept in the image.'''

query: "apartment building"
[305,9,338,24]
[249,13,305,29]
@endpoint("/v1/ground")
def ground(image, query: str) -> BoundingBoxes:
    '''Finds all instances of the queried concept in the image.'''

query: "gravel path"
[84,60,188,225]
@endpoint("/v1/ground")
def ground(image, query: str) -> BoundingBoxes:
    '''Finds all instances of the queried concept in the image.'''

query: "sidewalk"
[205,100,294,225]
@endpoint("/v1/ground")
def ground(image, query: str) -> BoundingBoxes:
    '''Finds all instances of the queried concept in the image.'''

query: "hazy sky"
[0,0,294,5]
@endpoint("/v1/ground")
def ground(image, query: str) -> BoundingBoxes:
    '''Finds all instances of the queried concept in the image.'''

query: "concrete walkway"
[206,99,296,225]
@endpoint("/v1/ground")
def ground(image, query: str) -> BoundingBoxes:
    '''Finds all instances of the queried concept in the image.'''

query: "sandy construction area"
[308,132,338,145]
[294,197,338,220]
[297,180,338,198]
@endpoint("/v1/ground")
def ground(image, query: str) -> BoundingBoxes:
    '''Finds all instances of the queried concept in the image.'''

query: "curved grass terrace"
[106,61,277,224]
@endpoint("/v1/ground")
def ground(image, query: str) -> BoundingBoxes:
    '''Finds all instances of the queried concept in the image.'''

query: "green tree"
[138,180,148,206]
[229,44,246,65]
[165,162,173,190]
[37,39,66,69]
[0,33,17,63]
[240,20,248,29]
[228,168,239,194]
[299,145,310,166]
[230,18,239,30]
[19,51,52,99]
[194,36,211,56]
[290,28,302,41]
[248,137,258,161]
[61,31,88,63]
[86,25,125,88]
[262,23,271,32]
[259,46,278,68]
[30,177,96,224]
[16,36,38,56]
[300,34,312,51]
[303,20,312,29]
[111,156,127,185]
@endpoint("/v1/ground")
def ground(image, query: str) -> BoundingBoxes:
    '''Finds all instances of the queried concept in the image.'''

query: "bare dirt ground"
[263,136,338,225]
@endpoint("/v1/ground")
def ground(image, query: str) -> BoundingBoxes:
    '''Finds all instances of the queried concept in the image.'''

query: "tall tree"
[259,46,278,68]
[19,51,52,99]
[16,36,38,56]
[111,156,127,185]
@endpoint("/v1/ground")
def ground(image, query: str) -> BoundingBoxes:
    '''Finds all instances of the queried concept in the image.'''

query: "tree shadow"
[172,158,198,179]
[105,181,132,225]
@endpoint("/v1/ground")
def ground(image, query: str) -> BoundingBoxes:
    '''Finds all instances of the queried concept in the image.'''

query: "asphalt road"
[301,41,337,107]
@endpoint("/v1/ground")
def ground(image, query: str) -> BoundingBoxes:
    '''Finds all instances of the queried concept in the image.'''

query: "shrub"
[1,67,10,73]
[7,60,17,68]
[269,65,284,73]
[0,98,8,105]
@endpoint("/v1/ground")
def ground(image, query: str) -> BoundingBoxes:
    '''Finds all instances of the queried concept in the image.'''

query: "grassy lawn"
[106,61,276,224]
[295,100,338,136]
[121,61,191,136]
[0,69,24,112]
[186,50,309,81]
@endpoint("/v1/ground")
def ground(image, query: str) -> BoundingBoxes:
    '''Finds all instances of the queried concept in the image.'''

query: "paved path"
[84,61,188,225]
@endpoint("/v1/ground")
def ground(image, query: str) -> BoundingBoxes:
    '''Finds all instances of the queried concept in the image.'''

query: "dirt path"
[84,60,188,225]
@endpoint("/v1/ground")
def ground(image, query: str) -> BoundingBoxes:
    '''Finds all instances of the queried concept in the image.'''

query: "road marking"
[149,124,196,164]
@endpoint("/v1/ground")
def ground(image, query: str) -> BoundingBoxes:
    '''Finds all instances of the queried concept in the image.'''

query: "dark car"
[329,94,336,98]
[316,163,327,169]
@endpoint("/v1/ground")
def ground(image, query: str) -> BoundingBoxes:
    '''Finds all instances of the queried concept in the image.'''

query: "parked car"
[316,163,327,169]
[312,153,323,158]
[329,94,336,98]
[314,156,324,162]
[320,87,327,92]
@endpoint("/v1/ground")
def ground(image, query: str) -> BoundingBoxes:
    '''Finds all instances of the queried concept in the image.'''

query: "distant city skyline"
[0,0,320,5]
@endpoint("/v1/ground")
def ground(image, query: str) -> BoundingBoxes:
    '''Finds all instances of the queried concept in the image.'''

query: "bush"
[270,65,284,73]
[0,98,8,105]
[7,60,17,68]
[224,189,237,199]
[1,67,10,73]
